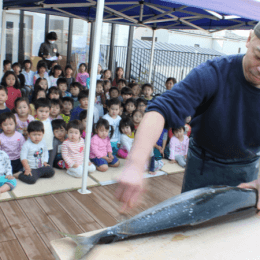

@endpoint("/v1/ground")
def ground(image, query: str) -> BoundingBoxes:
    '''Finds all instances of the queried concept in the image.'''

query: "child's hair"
[14,97,30,111]
[102,69,112,79]
[3,60,11,67]
[36,61,48,73]
[57,77,67,86]
[125,97,136,107]
[65,64,73,73]
[103,80,110,87]
[108,97,121,108]
[166,77,177,85]
[34,77,48,92]
[129,82,139,89]
[136,97,148,106]
[121,87,133,96]
[0,112,16,126]
[132,109,144,118]
[46,31,58,41]
[48,60,58,75]
[35,98,51,110]
[12,62,21,70]
[53,65,64,77]
[79,63,87,72]
[67,119,84,135]
[47,86,62,99]
[27,120,44,133]
[70,82,83,91]
[78,89,89,101]
[22,59,32,68]
[118,78,127,86]
[62,96,74,107]
[172,126,185,132]
[79,110,87,121]
[94,118,114,139]
[1,71,20,89]
[119,117,135,133]
[50,98,62,109]
[0,85,8,95]
[51,119,66,131]
[141,83,153,92]
[96,80,104,87]
[32,87,47,103]
[109,86,119,95]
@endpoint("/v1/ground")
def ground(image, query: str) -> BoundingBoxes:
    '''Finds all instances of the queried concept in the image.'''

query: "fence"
[99,45,221,93]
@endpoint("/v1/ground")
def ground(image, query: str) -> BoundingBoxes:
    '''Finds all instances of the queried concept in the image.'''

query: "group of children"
[0,58,191,196]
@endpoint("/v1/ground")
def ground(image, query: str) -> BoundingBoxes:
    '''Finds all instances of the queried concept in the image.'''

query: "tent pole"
[148,29,156,83]
[0,9,6,79]
[78,0,105,195]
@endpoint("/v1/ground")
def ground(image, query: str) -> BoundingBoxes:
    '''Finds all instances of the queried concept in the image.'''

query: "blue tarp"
[3,0,259,30]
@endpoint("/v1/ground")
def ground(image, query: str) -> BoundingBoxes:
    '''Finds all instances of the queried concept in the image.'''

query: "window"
[238,47,241,53]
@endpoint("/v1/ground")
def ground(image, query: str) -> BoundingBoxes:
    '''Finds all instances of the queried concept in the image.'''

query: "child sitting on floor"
[47,86,62,100]
[124,98,137,117]
[0,150,16,195]
[14,97,34,139]
[132,109,143,131]
[117,117,135,159]
[90,118,120,172]
[70,82,82,108]
[61,97,74,123]
[34,98,54,151]
[102,98,121,155]
[136,97,147,114]
[79,110,88,139]
[49,99,63,121]
[14,121,55,184]
[0,112,25,174]
[169,126,189,168]
[61,120,96,177]
[49,119,67,168]
[0,85,11,115]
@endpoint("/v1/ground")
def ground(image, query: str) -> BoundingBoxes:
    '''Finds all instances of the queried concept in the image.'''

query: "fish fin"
[75,244,94,260]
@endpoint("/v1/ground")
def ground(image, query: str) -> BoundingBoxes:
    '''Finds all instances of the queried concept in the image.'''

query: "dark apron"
[181,137,259,193]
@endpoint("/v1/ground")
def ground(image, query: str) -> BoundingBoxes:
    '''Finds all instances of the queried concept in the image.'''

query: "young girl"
[96,80,104,118]
[49,65,63,87]
[64,64,75,91]
[48,61,58,76]
[76,63,89,87]
[112,67,124,87]
[14,97,34,138]
[33,61,51,87]
[90,118,120,172]
[61,120,96,177]
[0,112,25,174]
[30,88,47,116]
[132,109,143,130]
[169,126,189,168]
[49,99,63,121]
[165,77,176,90]
[47,86,62,100]
[103,80,111,100]
[117,117,135,159]
[125,98,136,117]
[97,64,102,80]
[129,82,141,99]
[102,69,112,82]
[1,71,22,110]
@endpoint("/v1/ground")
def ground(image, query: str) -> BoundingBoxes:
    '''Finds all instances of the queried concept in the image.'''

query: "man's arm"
[115,111,164,212]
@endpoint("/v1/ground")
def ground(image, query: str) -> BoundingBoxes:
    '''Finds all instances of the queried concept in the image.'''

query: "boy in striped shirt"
[61,120,96,178]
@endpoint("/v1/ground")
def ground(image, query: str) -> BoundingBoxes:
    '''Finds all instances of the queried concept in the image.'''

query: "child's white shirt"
[120,134,134,152]
[41,118,54,150]
[102,113,121,143]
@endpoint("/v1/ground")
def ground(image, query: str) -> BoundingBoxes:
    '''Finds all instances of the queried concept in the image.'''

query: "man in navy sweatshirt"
[116,22,260,213]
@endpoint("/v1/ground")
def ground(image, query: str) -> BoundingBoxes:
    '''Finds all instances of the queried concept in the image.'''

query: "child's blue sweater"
[148,54,260,160]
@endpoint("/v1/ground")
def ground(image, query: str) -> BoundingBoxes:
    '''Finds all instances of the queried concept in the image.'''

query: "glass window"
[49,15,69,66]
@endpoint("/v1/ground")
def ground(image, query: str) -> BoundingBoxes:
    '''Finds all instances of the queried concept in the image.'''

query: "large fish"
[54,186,258,259]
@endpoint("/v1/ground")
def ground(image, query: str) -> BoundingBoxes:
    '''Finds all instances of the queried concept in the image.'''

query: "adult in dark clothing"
[38,32,62,67]
[116,22,260,213]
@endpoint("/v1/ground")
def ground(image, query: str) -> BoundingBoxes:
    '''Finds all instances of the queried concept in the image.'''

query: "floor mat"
[161,159,185,174]
[11,168,98,199]
[0,192,13,202]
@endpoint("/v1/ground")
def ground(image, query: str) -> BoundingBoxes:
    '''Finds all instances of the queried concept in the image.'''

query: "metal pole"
[108,23,116,70]
[67,17,73,64]
[78,0,105,194]
[0,10,6,79]
[88,21,95,69]
[148,29,156,83]
[18,10,24,64]
[125,25,134,82]
[45,14,49,39]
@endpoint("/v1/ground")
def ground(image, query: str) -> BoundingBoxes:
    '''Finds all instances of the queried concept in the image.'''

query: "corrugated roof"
[132,39,224,56]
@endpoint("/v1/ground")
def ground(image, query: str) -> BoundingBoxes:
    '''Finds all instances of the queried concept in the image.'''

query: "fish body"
[58,186,258,259]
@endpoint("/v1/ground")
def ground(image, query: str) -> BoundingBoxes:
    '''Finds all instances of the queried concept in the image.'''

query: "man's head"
[243,22,260,88]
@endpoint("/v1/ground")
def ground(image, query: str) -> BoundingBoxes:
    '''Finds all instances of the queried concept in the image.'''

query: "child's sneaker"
[57,160,66,169]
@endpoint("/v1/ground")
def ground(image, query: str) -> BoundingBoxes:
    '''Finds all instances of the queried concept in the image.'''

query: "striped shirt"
[61,138,84,168]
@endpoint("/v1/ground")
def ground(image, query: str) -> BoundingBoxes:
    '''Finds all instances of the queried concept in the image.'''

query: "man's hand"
[238,178,260,214]
[5,175,14,180]
[73,163,79,168]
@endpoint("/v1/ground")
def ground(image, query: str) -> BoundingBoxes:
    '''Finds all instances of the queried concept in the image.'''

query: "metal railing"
[99,44,221,93]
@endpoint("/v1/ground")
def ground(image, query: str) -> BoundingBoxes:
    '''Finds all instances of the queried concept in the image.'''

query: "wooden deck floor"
[0,173,184,260]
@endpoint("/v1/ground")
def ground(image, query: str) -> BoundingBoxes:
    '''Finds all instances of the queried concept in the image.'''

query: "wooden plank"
[167,173,184,187]
[35,195,83,235]
[0,201,54,260]
[153,175,182,195]
[0,207,16,243]
[69,190,118,227]
[0,240,28,260]
[53,193,102,232]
